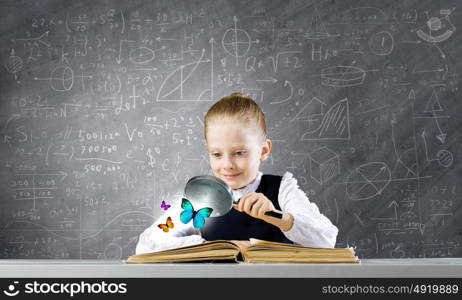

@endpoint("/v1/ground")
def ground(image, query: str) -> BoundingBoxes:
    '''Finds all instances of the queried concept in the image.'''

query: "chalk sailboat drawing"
[304,8,339,39]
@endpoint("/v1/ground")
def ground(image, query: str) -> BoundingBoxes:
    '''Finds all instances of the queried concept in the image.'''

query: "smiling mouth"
[222,173,241,178]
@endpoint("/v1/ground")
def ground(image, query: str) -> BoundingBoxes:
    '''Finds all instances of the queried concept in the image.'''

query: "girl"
[135,93,338,254]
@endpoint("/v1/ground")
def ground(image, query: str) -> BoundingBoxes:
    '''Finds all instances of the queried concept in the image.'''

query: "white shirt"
[135,171,338,254]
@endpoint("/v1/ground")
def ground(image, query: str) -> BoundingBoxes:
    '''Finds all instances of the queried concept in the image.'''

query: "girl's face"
[206,117,271,189]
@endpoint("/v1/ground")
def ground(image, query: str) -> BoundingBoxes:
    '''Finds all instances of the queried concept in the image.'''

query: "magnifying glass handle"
[264,210,283,219]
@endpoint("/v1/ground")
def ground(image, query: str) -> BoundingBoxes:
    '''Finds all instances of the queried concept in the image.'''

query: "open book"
[125,239,360,263]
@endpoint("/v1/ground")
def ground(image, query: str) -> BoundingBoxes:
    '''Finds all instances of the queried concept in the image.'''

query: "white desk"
[1,258,461,278]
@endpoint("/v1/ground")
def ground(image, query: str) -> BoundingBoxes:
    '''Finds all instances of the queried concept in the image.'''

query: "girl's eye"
[234,151,246,156]
[211,153,221,158]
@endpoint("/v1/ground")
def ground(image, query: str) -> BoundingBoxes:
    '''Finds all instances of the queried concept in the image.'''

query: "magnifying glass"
[184,175,283,219]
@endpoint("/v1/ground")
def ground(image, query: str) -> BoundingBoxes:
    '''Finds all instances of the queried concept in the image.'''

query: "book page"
[228,240,251,251]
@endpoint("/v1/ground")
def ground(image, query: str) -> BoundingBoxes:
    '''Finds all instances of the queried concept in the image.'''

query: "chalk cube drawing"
[309,147,340,184]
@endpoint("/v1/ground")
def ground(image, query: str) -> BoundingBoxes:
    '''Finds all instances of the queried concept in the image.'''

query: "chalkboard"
[1,0,461,259]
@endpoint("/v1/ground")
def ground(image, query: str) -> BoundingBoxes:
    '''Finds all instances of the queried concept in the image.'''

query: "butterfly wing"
[160,201,166,210]
[181,198,193,210]
[192,207,213,229]
[157,223,169,232]
[180,198,194,224]
[166,216,174,229]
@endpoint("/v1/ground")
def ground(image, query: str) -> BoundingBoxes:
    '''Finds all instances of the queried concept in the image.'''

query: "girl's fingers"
[235,193,275,220]
[257,204,271,218]
[243,196,259,214]
[250,200,265,217]
[237,193,253,211]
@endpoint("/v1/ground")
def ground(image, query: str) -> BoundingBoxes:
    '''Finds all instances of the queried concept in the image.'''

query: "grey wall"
[0,0,461,259]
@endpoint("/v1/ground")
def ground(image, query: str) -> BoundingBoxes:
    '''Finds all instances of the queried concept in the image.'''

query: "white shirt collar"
[230,171,263,203]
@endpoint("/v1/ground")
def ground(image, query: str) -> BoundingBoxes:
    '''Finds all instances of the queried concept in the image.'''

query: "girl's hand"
[233,192,294,232]
[233,192,275,221]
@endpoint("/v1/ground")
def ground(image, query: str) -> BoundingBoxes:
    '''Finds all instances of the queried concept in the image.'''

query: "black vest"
[200,174,293,244]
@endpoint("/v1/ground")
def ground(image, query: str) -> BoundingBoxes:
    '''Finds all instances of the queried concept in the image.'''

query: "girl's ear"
[260,139,272,161]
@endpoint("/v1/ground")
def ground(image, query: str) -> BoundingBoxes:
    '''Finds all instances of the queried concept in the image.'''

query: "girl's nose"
[222,155,235,169]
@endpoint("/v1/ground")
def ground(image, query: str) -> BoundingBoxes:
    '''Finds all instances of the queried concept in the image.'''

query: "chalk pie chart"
[346,162,391,200]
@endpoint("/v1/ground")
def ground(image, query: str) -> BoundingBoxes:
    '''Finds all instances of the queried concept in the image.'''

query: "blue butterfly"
[180,198,213,229]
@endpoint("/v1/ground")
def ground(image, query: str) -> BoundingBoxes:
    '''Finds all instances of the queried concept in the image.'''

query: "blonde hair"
[204,93,267,141]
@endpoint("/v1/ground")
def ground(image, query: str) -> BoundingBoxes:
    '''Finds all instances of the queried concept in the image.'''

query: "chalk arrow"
[436,133,446,144]
[256,77,278,84]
